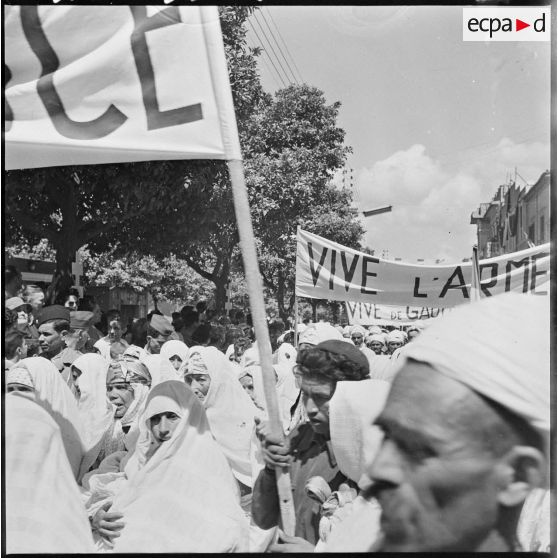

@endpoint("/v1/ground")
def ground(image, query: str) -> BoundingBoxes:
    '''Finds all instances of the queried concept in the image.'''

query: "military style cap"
[37,305,70,326]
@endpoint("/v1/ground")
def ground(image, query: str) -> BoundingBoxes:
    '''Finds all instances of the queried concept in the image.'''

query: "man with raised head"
[366,292,549,553]
[251,340,372,547]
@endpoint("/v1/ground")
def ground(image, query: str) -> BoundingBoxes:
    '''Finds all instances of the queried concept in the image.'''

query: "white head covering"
[241,346,299,431]
[5,396,96,553]
[123,344,147,362]
[350,325,366,336]
[299,322,345,346]
[398,292,550,443]
[100,361,152,460]
[328,380,390,489]
[8,357,86,479]
[7,365,34,389]
[142,352,181,386]
[368,325,383,335]
[74,353,113,477]
[387,330,406,344]
[159,340,189,365]
[186,346,259,487]
[276,342,297,368]
[367,333,386,346]
[109,381,248,553]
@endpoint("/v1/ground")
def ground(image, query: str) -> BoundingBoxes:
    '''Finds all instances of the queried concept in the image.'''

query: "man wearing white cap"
[385,329,407,356]
[365,292,550,552]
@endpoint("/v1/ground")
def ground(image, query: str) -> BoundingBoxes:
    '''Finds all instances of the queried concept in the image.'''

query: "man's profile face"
[300,375,336,437]
[367,362,504,552]
[38,322,65,358]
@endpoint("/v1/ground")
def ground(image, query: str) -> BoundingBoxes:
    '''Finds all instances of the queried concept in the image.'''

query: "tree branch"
[78,209,148,243]
[7,209,59,244]
[182,255,216,282]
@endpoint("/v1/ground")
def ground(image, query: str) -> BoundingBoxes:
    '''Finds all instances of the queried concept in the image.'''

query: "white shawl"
[11,357,86,479]
[74,353,113,478]
[5,395,95,553]
[109,380,249,552]
[189,345,259,487]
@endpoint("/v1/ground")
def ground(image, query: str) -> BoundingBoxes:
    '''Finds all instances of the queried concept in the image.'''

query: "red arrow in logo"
[516,19,530,31]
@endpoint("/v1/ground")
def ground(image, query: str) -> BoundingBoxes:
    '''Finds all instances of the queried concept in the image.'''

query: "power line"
[247,18,287,88]
[265,7,304,84]
[246,35,282,90]
[251,12,293,86]
[258,9,300,85]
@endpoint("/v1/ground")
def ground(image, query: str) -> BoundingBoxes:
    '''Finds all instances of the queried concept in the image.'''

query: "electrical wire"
[265,7,304,84]
[247,18,287,88]
[251,12,293,86]
[258,9,300,85]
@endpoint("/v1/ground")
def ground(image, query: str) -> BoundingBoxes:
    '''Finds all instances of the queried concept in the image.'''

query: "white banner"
[4,5,241,170]
[295,229,550,308]
[345,301,451,326]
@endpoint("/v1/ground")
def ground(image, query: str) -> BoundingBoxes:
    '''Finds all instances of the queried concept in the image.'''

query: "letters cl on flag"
[4,5,241,170]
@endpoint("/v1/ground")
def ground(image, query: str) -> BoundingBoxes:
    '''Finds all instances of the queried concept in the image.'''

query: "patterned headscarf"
[7,366,35,389]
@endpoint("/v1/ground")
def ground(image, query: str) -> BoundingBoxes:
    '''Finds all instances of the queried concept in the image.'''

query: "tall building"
[470,170,550,258]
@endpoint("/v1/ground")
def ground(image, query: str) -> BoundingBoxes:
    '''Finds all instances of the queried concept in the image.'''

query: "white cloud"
[353,139,549,262]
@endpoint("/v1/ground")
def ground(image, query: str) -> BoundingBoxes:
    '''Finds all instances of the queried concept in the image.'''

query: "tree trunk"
[47,170,81,305]
[276,269,289,324]
[47,237,77,306]
[213,259,231,314]
[311,300,317,322]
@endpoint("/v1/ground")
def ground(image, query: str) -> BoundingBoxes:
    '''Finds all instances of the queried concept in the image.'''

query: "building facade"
[470,170,550,258]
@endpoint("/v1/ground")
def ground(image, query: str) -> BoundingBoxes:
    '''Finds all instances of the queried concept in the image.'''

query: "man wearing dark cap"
[145,314,175,354]
[252,339,370,549]
[37,305,80,387]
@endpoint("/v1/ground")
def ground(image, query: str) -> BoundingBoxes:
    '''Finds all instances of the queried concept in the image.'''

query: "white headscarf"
[386,330,406,344]
[100,361,152,460]
[160,340,189,367]
[74,353,113,478]
[110,381,248,552]
[186,346,259,487]
[7,357,86,479]
[350,325,366,336]
[142,353,181,385]
[5,395,96,553]
[123,344,148,362]
[398,292,550,447]
[299,322,345,346]
[242,346,299,432]
[328,379,390,489]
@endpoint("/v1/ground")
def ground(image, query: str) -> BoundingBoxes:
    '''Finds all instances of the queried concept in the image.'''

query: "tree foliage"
[4,6,364,317]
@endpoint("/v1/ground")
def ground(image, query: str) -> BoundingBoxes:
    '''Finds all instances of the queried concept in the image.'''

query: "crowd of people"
[4,263,551,553]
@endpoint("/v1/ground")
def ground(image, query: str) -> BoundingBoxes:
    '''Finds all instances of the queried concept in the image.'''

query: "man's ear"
[496,446,546,507]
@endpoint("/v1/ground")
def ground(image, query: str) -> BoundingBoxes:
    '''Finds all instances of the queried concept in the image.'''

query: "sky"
[247,5,551,262]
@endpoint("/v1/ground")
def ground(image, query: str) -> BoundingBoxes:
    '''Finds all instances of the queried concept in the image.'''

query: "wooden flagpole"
[227,159,296,535]
[471,245,481,303]
[293,296,299,349]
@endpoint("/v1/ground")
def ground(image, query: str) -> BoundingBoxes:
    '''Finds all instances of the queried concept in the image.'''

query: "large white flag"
[4,5,241,169]
[295,229,550,308]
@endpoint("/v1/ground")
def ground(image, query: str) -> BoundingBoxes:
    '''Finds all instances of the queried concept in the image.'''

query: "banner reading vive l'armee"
[295,229,550,308]
[4,6,240,169]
